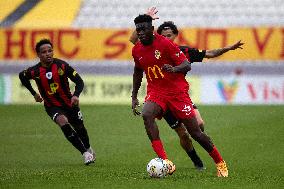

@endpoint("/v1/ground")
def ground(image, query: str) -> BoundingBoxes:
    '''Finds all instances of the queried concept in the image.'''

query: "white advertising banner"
[201,75,284,104]
[0,74,11,104]
[1,74,284,105]
[8,75,200,105]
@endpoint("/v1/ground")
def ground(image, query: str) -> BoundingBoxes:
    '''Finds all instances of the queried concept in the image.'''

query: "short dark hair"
[35,39,53,53]
[134,14,152,25]
[157,21,179,35]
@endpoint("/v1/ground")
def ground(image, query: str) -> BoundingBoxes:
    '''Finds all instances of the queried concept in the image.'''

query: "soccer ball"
[146,158,168,178]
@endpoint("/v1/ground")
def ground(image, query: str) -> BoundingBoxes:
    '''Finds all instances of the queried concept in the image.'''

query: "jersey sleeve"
[180,46,206,63]
[166,40,187,66]
[132,46,142,69]
[19,66,37,96]
[65,62,78,79]
[64,63,84,97]
[22,67,36,79]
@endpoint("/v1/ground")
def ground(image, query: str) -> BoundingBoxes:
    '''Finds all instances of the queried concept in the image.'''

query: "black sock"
[186,148,204,168]
[74,126,90,149]
[61,124,86,154]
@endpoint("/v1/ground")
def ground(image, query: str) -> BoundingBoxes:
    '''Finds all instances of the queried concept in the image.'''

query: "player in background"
[130,7,244,170]
[19,39,95,165]
[131,14,228,177]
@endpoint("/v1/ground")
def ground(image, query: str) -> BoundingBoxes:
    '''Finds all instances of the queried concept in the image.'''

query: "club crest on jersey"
[155,50,161,59]
[175,51,182,57]
[46,72,52,79]
[58,68,64,76]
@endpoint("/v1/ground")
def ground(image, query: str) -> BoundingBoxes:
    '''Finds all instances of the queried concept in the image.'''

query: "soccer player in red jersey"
[130,7,243,171]
[19,39,95,165]
[131,14,228,177]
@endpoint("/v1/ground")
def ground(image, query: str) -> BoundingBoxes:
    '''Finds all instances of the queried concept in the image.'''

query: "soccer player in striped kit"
[19,39,95,165]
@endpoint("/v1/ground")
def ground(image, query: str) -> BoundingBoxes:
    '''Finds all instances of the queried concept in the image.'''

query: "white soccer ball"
[146,158,168,178]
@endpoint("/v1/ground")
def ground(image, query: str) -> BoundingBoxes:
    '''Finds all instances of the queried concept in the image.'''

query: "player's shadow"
[142,166,213,180]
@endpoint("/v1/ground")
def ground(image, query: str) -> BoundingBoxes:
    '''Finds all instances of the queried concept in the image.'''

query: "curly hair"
[35,39,53,53]
[134,14,152,24]
[157,21,179,35]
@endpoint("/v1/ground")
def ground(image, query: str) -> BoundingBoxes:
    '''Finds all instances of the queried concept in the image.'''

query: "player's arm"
[131,66,143,116]
[19,69,43,102]
[205,40,244,58]
[173,60,191,73]
[129,7,159,45]
[162,60,191,74]
[162,40,191,74]
[179,46,206,63]
[66,64,84,106]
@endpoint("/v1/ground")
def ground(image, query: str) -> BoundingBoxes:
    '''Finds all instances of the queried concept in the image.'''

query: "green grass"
[0,105,283,189]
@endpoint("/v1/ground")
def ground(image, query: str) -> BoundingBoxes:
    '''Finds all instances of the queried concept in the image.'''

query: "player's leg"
[169,95,228,177]
[175,125,205,170]
[180,117,211,152]
[142,101,168,160]
[181,117,228,177]
[75,122,95,158]
[68,106,96,161]
[55,114,88,154]
[163,110,204,170]
[193,104,205,132]
[45,106,93,165]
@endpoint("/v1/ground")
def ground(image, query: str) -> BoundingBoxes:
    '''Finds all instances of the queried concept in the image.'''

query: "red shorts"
[145,92,196,120]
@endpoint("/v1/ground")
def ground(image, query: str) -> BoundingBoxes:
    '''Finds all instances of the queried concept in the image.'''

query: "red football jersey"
[132,34,189,95]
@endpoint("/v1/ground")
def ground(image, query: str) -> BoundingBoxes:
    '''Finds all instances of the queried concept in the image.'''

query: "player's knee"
[190,130,203,141]
[197,118,205,132]
[142,111,154,122]
[199,123,205,132]
[197,117,205,126]
[175,126,189,139]
[180,132,192,144]
[55,115,69,126]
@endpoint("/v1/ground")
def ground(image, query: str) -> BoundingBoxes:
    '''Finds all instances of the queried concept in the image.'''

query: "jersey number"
[78,111,83,121]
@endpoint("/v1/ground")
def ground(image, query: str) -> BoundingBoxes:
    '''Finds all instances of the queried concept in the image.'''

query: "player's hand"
[71,95,79,106]
[229,40,244,50]
[162,64,176,73]
[132,98,141,116]
[146,7,159,20]
[34,93,43,103]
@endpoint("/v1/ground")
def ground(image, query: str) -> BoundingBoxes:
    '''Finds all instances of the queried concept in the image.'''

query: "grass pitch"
[0,105,283,188]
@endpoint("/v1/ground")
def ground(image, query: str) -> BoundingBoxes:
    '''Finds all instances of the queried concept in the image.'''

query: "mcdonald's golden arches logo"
[147,65,164,81]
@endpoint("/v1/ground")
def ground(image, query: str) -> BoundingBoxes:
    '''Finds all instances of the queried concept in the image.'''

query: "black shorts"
[163,103,198,129]
[45,106,84,125]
